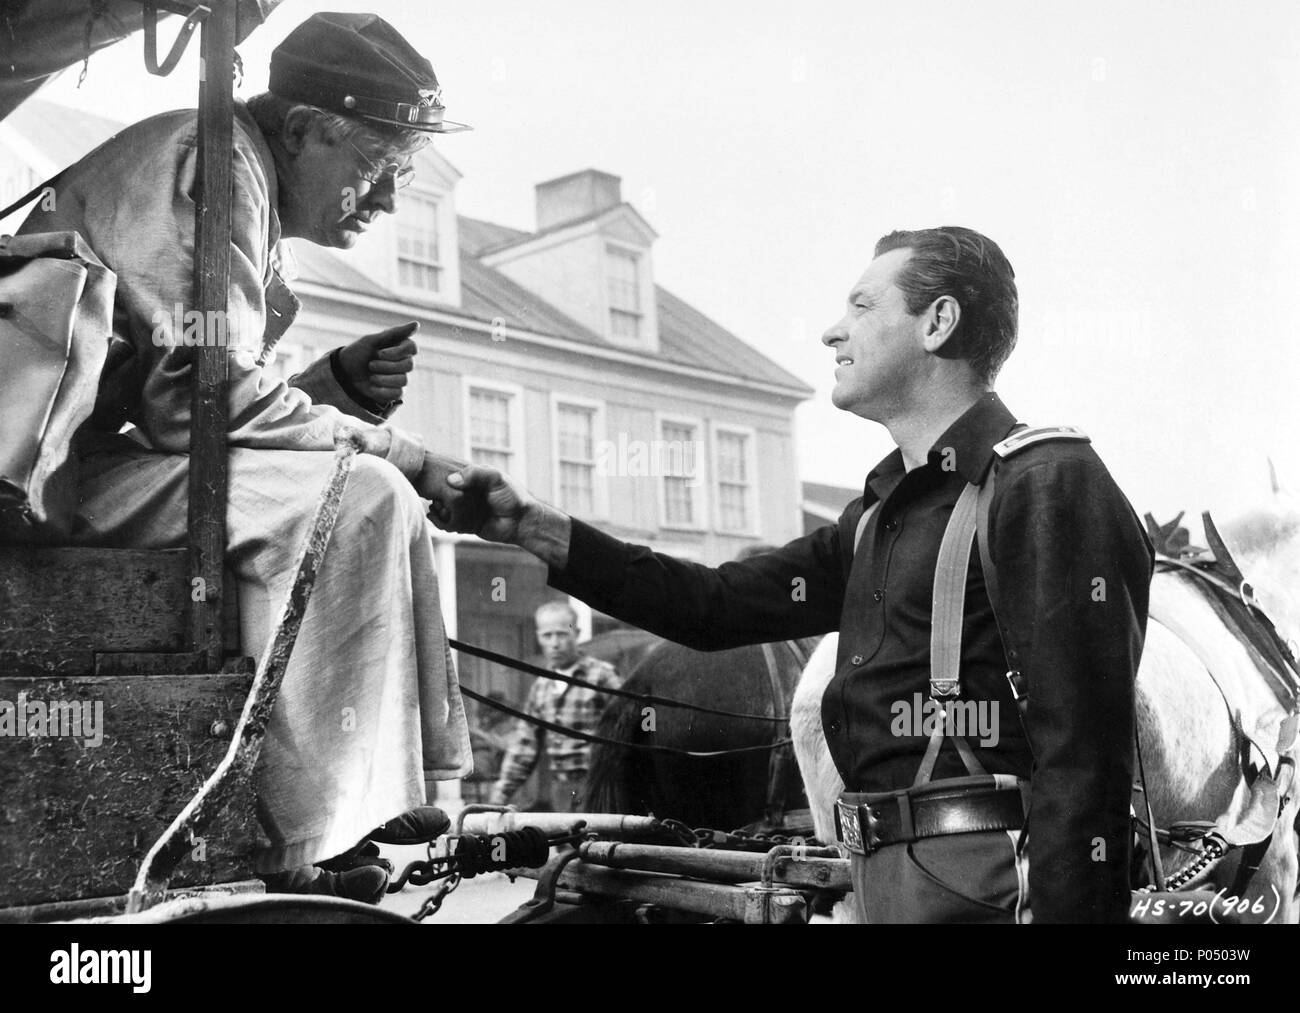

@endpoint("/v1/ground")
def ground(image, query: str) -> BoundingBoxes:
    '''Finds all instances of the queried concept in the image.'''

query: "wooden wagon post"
[189,0,237,670]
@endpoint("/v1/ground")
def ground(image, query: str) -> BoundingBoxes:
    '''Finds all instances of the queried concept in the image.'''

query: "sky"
[38,0,1300,524]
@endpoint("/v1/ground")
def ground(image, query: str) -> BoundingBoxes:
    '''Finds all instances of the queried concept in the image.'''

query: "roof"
[288,241,382,294]
[4,99,124,170]
[6,100,813,397]
[460,216,812,393]
[459,216,531,257]
[538,167,624,189]
[458,252,608,343]
[473,202,658,257]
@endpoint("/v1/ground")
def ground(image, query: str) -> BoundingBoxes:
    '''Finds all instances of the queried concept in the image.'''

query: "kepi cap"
[269,12,469,133]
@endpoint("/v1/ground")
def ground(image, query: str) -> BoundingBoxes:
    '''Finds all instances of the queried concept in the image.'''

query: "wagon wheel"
[114,893,416,925]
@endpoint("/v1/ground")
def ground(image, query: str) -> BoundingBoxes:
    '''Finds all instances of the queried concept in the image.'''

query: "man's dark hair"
[874,226,1018,383]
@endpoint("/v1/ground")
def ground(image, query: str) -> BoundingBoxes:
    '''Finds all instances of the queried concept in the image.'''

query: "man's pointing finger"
[366,321,419,348]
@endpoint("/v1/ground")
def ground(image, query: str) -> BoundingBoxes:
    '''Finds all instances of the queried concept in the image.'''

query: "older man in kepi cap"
[18,13,477,903]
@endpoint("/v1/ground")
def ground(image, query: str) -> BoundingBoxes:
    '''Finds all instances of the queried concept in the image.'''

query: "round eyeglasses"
[346,137,415,190]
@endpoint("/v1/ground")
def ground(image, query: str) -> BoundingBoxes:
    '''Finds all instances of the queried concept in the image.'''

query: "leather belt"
[835,779,1028,856]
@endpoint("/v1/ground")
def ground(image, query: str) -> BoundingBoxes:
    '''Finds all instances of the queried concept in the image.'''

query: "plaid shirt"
[493,655,621,799]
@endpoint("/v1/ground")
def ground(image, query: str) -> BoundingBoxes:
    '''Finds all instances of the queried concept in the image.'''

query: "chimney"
[535,169,623,231]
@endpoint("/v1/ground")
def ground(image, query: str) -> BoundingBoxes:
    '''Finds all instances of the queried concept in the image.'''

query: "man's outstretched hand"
[436,464,572,569]
[338,321,418,404]
[415,453,491,534]
[432,463,530,541]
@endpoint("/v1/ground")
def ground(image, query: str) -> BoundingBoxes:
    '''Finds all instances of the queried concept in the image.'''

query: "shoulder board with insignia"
[993,425,1090,459]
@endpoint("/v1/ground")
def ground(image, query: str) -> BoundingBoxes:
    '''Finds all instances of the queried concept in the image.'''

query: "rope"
[450,636,786,723]
[451,827,551,879]
[389,827,553,892]
[461,684,792,758]
[129,431,365,912]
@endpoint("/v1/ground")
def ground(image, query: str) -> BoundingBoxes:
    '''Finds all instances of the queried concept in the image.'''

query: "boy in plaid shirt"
[490,602,622,811]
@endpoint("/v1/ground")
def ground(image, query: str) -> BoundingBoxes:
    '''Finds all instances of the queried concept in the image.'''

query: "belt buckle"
[836,800,881,855]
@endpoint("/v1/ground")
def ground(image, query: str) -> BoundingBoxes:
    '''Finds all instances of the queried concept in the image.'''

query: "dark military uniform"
[549,393,1154,923]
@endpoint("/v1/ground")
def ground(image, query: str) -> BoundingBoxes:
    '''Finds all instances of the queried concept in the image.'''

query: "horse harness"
[1140,515,1300,896]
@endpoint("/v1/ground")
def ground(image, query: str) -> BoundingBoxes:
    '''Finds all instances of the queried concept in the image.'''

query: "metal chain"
[413,873,461,922]
[1164,836,1229,892]
[1135,834,1229,894]
[656,818,824,853]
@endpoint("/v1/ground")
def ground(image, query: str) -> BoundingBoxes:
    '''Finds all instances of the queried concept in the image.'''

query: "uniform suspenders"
[914,482,988,785]
[848,425,1091,786]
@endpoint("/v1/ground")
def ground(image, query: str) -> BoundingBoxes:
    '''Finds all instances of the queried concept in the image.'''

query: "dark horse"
[586,633,823,832]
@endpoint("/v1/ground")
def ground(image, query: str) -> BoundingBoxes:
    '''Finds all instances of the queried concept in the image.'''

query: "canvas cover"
[0,0,285,123]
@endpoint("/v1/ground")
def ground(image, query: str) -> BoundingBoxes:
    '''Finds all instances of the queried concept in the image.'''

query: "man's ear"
[920,295,961,353]
[280,106,319,155]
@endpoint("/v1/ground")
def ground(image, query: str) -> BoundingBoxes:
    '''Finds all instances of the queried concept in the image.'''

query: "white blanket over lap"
[74,436,473,872]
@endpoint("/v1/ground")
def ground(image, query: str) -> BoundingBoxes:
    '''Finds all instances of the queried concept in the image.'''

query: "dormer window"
[480,170,659,351]
[397,192,443,293]
[606,245,641,340]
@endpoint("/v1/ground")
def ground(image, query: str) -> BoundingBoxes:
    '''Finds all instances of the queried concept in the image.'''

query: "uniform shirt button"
[827,720,841,734]
[850,654,864,665]
[872,588,884,602]
[884,518,899,531]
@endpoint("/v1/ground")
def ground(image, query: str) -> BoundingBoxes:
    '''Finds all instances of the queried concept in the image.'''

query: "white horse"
[793,491,1300,924]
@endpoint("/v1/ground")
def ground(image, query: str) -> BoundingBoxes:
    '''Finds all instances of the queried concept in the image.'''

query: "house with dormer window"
[1,101,815,736]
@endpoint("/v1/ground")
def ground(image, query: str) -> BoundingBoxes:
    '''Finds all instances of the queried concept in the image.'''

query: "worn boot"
[261,864,388,905]
[367,805,451,845]
[316,840,395,876]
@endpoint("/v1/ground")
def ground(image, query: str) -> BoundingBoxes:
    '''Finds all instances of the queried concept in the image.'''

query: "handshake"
[414,453,493,534]
[414,452,571,568]
[414,452,565,559]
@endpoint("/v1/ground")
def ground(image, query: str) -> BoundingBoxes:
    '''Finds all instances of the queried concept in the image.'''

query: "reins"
[449,637,787,723]
[460,684,792,758]
[452,636,801,759]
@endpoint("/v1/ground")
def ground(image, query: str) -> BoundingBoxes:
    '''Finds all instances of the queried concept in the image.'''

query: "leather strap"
[143,1,205,78]
[1,128,123,224]
[912,710,948,787]
[1134,713,1167,890]
[977,467,1033,757]
[910,701,989,786]
[837,782,1027,855]
[0,173,64,223]
[1147,607,1268,766]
